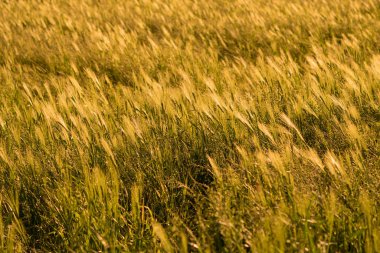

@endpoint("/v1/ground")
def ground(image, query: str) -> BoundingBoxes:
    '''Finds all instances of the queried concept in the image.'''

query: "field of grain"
[0,0,379,252]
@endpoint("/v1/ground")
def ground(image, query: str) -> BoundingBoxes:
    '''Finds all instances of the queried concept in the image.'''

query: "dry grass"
[0,0,379,252]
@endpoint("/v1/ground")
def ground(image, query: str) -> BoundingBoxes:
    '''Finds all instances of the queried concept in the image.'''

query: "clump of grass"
[0,0,379,252]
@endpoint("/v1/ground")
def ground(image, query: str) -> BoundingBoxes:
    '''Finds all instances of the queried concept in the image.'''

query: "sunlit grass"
[0,0,379,252]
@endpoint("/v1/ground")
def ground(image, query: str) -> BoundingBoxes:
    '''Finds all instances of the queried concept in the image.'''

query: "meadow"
[0,0,379,252]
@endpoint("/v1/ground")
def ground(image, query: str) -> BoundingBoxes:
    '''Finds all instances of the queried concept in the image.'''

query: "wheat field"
[0,0,379,252]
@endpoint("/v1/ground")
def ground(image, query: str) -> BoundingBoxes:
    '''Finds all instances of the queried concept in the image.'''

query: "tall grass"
[0,0,379,252]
